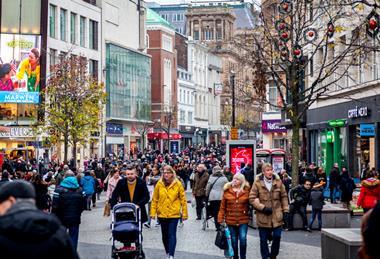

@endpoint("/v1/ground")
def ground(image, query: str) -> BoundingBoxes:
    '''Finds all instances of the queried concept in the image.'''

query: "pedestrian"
[218,173,250,259]
[250,163,289,259]
[105,169,121,201]
[206,165,228,230]
[223,166,233,182]
[358,201,380,259]
[315,167,327,190]
[150,165,188,259]
[146,165,161,226]
[241,163,254,186]
[193,163,209,220]
[52,172,85,250]
[329,163,341,203]
[0,180,79,259]
[31,174,50,212]
[288,180,312,231]
[282,173,292,195]
[0,170,11,187]
[90,171,100,208]
[110,164,150,224]
[80,171,95,211]
[357,172,380,213]
[340,167,356,209]
[307,182,325,232]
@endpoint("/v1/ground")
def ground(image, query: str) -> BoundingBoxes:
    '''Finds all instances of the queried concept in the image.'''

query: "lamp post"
[230,71,236,127]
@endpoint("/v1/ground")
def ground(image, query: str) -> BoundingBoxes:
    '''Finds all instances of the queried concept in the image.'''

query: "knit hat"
[212,166,222,174]
[0,180,36,203]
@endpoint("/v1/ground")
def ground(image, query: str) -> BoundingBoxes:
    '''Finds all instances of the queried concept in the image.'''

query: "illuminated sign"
[348,106,369,119]
[226,140,256,174]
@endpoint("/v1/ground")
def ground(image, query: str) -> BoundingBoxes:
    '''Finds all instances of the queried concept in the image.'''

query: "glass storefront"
[106,43,151,121]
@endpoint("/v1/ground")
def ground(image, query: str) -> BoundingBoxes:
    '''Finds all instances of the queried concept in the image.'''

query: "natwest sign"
[262,120,287,133]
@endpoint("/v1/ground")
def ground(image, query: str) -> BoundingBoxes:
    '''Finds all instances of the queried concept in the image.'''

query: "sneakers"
[306,227,312,232]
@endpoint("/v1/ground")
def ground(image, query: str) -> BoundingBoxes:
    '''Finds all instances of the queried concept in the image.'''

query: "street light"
[230,70,236,127]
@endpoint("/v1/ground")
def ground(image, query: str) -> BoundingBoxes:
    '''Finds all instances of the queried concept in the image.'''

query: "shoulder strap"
[209,176,222,193]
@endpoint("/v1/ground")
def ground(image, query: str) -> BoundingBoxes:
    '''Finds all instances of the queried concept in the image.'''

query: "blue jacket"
[80,176,95,195]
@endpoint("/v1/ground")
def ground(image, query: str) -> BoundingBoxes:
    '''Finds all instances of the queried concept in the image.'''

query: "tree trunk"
[63,132,68,164]
[291,119,300,187]
[72,141,77,169]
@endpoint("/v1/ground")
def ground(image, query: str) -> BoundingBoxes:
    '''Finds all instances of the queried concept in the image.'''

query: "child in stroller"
[111,203,144,259]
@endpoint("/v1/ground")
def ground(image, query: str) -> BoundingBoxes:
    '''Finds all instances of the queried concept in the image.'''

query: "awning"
[147,132,182,140]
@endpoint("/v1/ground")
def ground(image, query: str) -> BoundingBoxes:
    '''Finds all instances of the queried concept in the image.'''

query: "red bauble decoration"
[308,31,314,37]
[282,3,289,11]
[281,32,289,39]
[369,18,378,30]
[279,23,286,30]
[294,49,301,56]
[328,25,334,32]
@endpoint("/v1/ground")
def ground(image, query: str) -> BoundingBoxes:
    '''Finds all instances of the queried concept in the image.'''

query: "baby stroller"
[111,203,144,259]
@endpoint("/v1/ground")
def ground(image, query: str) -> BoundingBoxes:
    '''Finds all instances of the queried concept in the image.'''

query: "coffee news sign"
[0,127,34,138]
[348,106,369,119]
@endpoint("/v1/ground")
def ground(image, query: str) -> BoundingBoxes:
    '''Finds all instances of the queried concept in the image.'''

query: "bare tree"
[156,104,177,152]
[234,0,379,185]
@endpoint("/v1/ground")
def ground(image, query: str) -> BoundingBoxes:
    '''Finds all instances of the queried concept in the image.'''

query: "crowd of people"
[0,145,380,259]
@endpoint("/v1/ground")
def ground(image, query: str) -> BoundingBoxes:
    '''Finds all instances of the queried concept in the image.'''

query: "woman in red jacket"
[357,172,380,213]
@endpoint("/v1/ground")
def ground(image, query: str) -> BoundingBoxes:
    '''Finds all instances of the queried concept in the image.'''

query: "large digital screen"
[228,143,255,174]
[0,33,41,103]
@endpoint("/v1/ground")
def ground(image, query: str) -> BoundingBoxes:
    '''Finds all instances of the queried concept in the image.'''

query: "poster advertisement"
[0,33,41,103]
[226,141,256,174]
[170,141,179,154]
[272,156,284,173]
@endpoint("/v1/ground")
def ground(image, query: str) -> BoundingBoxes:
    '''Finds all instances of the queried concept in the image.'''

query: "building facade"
[146,9,179,153]
[102,0,150,159]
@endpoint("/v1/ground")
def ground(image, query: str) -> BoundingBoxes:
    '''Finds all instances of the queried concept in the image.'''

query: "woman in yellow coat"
[150,165,188,259]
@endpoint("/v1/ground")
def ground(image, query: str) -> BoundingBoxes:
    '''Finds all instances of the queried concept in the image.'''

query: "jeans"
[330,186,337,203]
[259,227,282,259]
[159,218,179,256]
[308,209,322,229]
[195,196,206,219]
[228,224,248,259]
[67,225,80,250]
[209,200,221,229]
[85,194,92,210]
[91,193,97,206]
[288,204,307,229]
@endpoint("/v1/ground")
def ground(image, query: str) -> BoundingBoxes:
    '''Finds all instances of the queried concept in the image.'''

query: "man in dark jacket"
[241,163,254,186]
[329,163,341,203]
[287,180,312,230]
[193,163,209,220]
[52,172,85,250]
[307,183,325,231]
[0,180,79,259]
[110,165,150,223]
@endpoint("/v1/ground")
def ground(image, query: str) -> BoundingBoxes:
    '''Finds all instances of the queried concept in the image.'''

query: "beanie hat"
[0,180,36,203]
[212,166,222,174]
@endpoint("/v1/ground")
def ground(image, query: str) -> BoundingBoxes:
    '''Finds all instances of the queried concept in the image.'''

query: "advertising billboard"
[226,140,256,175]
[0,33,41,104]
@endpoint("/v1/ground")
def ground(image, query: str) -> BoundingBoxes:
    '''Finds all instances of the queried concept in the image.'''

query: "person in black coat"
[307,183,325,231]
[287,180,312,230]
[110,166,150,223]
[0,180,79,259]
[339,167,355,209]
[329,163,341,203]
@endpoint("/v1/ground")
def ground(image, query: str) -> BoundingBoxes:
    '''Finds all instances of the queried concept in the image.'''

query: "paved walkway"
[78,193,322,259]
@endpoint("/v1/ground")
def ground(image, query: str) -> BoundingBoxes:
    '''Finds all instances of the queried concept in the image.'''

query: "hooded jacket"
[357,178,380,209]
[80,175,95,195]
[249,173,289,228]
[52,177,85,227]
[0,201,79,259]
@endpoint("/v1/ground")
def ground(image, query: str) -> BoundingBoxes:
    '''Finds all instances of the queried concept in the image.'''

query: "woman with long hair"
[31,173,50,212]
[218,173,250,259]
[150,165,188,259]
[105,169,121,201]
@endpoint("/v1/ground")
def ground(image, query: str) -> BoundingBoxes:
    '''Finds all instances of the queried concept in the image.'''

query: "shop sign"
[348,106,369,119]
[261,120,287,133]
[106,123,123,135]
[360,124,375,137]
[0,127,33,138]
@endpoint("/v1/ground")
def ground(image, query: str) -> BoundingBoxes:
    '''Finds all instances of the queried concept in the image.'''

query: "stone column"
[213,19,216,40]
[199,19,202,41]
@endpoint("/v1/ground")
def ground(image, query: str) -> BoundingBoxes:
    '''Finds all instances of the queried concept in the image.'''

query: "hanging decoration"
[327,22,335,38]
[278,0,292,15]
[304,28,318,43]
[293,45,303,60]
[366,10,380,38]
[275,19,288,32]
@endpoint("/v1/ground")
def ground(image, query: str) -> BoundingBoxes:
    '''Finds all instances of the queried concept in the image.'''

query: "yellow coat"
[150,178,188,219]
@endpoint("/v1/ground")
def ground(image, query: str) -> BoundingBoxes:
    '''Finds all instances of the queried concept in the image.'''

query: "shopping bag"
[224,226,234,258]
[103,201,111,217]
[191,197,196,208]
[215,225,228,250]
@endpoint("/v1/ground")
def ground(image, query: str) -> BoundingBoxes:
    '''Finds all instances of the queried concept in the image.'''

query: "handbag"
[215,225,228,250]
[103,201,111,217]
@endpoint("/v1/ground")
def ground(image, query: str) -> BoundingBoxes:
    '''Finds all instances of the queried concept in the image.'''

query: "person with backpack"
[80,171,95,211]
[340,167,356,210]
[206,165,228,230]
